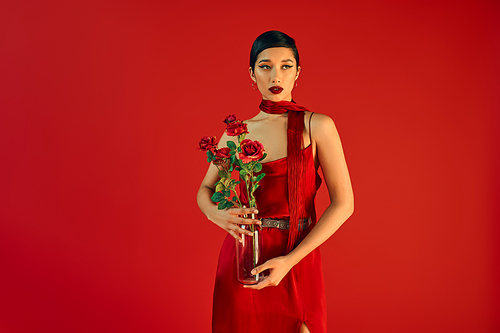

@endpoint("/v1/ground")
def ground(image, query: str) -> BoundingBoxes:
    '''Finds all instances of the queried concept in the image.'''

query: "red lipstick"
[269,86,283,94]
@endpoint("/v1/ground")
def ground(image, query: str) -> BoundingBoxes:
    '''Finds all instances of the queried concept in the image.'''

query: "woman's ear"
[295,65,302,80]
[249,67,256,82]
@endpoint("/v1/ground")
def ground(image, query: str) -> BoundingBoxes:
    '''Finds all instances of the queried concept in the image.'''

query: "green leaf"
[223,189,231,197]
[207,150,214,159]
[226,201,234,209]
[256,173,265,181]
[259,153,267,161]
[251,176,257,182]
[211,192,224,202]
[251,184,260,193]
[215,182,224,192]
[229,150,236,155]
[230,154,235,165]
[207,157,211,162]
[229,165,233,172]
[227,141,236,150]
[254,163,262,172]
[218,170,227,178]
[219,198,229,209]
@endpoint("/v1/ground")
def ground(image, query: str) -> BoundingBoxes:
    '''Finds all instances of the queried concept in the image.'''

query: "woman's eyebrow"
[258,58,294,63]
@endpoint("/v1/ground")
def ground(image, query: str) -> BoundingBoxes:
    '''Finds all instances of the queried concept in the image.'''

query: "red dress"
[212,141,327,333]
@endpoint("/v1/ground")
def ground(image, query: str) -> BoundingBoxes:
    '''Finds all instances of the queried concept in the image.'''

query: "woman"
[197,31,354,333]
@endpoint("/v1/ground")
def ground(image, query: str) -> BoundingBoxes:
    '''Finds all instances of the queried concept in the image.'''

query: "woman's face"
[249,47,301,102]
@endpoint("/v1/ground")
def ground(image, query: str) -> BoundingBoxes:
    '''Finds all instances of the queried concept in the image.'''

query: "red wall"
[1,0,498,332]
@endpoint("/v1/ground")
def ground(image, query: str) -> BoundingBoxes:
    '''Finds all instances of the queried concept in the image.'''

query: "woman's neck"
[262,96,293,103]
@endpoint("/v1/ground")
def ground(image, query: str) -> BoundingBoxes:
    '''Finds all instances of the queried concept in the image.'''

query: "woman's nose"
[270,68,281,84]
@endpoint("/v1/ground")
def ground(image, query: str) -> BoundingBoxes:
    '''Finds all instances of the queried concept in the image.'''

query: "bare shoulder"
[307,112,339,142]
[218,131,237,148]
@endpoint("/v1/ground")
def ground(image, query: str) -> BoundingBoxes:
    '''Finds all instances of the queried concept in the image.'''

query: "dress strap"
[308,112,314,143]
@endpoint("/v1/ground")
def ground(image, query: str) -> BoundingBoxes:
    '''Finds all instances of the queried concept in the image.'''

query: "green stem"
[231,197,242,207]
[244,172,258,272]
[231,188,242,207]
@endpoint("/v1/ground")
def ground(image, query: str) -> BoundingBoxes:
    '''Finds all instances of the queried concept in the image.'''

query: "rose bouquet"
[198,114,266,212]
[199,115,267,284]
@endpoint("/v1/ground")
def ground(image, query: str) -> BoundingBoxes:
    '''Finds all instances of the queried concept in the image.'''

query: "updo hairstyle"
[249,31,300,72]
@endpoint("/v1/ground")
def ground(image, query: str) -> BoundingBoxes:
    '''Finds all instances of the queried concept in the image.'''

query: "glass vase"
[235,213,268,285]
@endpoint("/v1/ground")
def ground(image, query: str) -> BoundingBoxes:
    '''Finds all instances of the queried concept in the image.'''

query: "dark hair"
[249,30,300,71]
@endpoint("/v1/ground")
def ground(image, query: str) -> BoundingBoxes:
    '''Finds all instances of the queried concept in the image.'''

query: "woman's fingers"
[228,207,259,216]
[243,263,272,289]
[226,208,261,225]
[225,221,256,237]
[233,224,254,237]
[250,262,270,275]
[236,218,261,225]
[228,230,242,242]
[221,207,261,238]
[243,257,290,290]
[243,277,270,290]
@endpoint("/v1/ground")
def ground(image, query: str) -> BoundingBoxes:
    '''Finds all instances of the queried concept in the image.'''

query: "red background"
[1,0,499,332]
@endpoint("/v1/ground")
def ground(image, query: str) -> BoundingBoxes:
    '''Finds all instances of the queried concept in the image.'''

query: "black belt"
[260,217,312,230]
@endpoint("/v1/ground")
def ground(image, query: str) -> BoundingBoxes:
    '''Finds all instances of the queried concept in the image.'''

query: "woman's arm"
[244,113,354,290]
[197,132,262,242]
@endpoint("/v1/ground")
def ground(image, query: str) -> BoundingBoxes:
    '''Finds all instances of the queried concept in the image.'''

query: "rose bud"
[223,114,237,125]
[198,136,217,151]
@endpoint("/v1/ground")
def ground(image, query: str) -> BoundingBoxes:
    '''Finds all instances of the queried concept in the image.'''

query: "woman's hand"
[243,256,293,290]
[209,207,261,242]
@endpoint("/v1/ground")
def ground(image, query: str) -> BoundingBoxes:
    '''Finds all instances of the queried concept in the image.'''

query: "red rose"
[225,121,249,137]
[198,136,217,151]
[213,147,231,168]
[239,139,265,163]
[215,147,231,159]
[223,114,237,125]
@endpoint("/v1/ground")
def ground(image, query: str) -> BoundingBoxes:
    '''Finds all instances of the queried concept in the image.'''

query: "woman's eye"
[282,65,293,69]
[259,65,271,69]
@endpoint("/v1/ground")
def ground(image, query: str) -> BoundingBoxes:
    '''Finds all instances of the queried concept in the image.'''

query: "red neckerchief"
[259,99,309,253]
